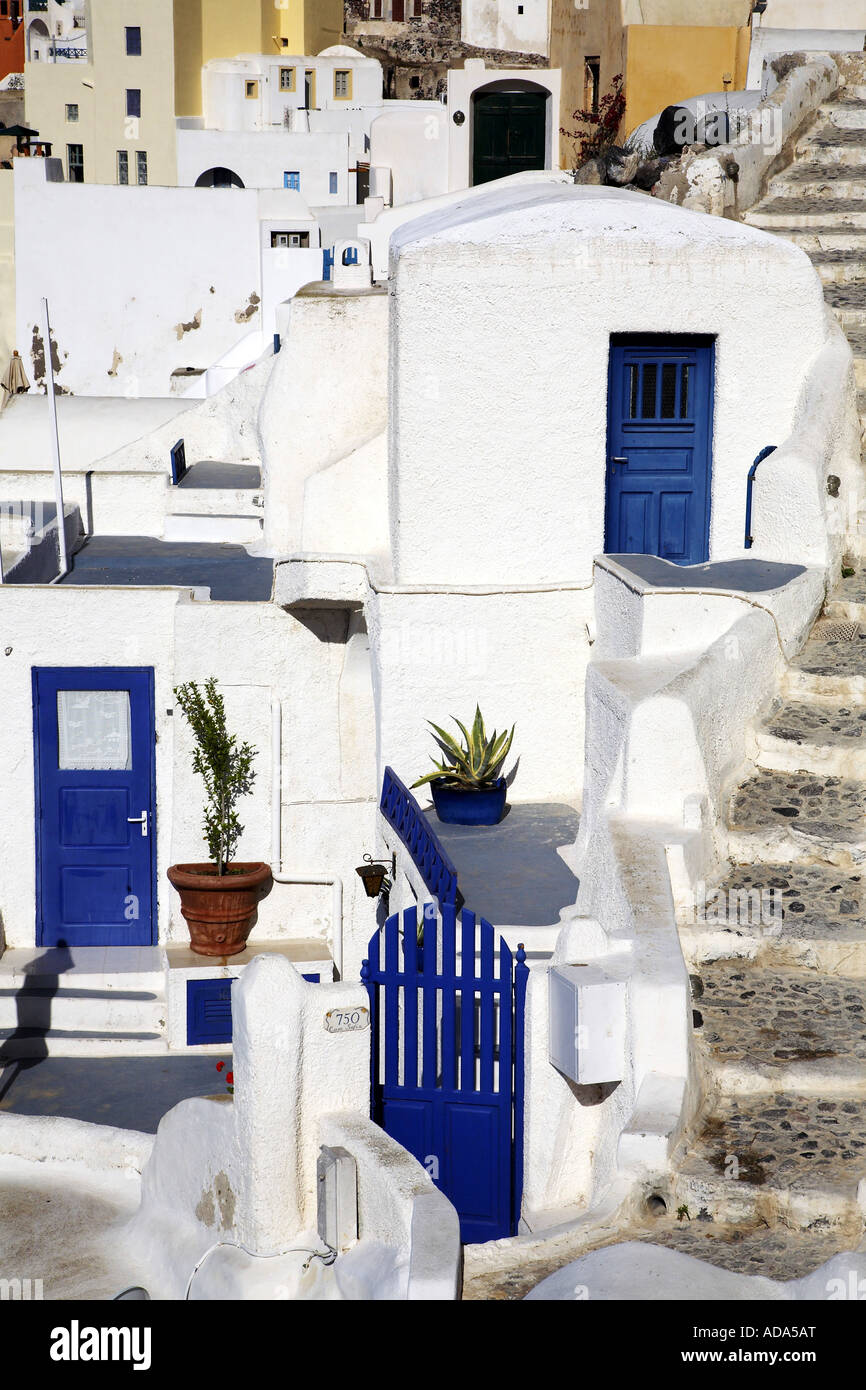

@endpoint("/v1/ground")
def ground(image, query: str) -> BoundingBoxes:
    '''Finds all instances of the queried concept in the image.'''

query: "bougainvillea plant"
[560,73,626,171]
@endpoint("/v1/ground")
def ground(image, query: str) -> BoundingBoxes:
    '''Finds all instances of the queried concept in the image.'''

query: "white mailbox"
[548,965,627,1085]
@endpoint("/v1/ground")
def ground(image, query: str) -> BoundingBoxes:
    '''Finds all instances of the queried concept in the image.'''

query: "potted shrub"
[412,706,515,827]
[167,677,272,957]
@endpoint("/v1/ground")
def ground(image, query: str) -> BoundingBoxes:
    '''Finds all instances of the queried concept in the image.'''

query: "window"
[117,149,128,184]
[271,230,309,248]
[57,691,132,771]
[0,4,8,17]
[280,67,295,91]
[284,170,300,190]
[126,88,141,118]
[66,143,84,182]
[136,150,147,185]
[584,57,600,117]
[65,102,78,122]
[329,171,338,194]
[334,69,351,100]
[125,25,141,56]
[411,0,423,15]
[245,80,259,99]
[370,0,382,15]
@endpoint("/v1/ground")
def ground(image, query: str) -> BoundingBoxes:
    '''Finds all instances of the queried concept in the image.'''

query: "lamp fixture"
[355,852,395,899]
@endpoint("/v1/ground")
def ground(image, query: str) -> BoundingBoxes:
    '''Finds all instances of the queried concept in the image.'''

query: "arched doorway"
[195,167,244,189]
[471,81,549,187]
[26,18,49,62]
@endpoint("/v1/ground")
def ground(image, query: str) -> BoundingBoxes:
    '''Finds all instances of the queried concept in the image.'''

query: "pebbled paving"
[762,699,866,744]
[696,962,866,1074]
[730,769,865,842]
[695,862,865,943]
[790,631,866,677]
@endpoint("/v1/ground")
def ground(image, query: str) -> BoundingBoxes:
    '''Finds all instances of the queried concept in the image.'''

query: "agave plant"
[412,706,515,791]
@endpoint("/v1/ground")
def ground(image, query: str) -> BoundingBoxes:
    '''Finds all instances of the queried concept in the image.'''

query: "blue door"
[33,668,156,947]
[606,336,714,565]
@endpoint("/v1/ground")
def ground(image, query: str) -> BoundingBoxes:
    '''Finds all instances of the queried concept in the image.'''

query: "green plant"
[411,706,515,791]
[173,677,257,876]
[676,1204,691,1223]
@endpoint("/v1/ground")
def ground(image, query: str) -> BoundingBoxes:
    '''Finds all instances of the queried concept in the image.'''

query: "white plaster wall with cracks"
[12,161,324,399]
[461,0,551,59]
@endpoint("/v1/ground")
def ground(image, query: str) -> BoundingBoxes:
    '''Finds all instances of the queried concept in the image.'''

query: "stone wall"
[343,0,546,102]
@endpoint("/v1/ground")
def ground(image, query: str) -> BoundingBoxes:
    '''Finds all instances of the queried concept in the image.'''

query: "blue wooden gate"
[606,335,715,565]
[363,904,528,1244]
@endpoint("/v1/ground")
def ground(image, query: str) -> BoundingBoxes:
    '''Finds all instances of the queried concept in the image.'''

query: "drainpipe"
[269,698,344,980]
[42,298,69,584]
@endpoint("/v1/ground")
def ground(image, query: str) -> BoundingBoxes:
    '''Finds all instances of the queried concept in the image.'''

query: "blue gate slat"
[384,911,401,1087]
[421,911,438,1089]
[379,766,459,907]
[402,905,419,1088]
[479,918,495,1094]
[459,910,476,1093]
[441,902,457,1091]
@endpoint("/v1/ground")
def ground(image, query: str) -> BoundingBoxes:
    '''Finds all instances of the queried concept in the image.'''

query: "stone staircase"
[672,575,866,1266]
[745,62,866,444]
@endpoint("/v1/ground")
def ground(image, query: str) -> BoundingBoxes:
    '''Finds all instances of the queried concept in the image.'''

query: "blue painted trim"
[380,766,460,908]
[187,977,236,1045]
[273,333,281,355]
[744,445,777,549]
[170,439,187,486]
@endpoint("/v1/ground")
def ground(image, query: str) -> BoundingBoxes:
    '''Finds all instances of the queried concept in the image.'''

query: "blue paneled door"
[606,336,715,565]
[33,668,156,947]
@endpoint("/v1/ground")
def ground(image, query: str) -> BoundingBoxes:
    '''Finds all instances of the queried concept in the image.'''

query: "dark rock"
[654,104,697,156]
[603,144,640,186]
[574,156,606,185]
[632,156,674,190]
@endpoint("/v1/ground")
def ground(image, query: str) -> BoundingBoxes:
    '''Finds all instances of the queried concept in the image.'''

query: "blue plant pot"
[431,778,507,827]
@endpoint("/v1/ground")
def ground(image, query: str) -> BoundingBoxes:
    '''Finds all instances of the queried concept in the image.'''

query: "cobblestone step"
[769,166,866,201]
[806,250,866,286]
[818,101,866,129]
[824,282,866,326]
[729,770,866,862]
[752,698,866,777]
[672,1093,866,1234]
[681,862,866,977]
[694,960,866,1095]
[746,199,866,228]
[795,123,866,164]
[767,226,866,252]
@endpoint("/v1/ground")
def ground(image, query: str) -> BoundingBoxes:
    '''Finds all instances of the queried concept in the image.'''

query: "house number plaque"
[324,1007,370,1034]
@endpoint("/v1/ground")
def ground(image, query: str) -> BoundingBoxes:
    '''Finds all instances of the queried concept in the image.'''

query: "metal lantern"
[355,852,392,898]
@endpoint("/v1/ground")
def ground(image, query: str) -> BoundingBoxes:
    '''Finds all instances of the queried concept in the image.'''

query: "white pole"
[42,297,68,580]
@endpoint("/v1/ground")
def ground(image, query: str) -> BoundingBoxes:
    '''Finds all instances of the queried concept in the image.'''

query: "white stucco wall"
[447,61,562,191]
[13,161,322,398]
[461,0,550,57]
[176,128,351,203]
[387,183,831,587]
[368,105,449,207]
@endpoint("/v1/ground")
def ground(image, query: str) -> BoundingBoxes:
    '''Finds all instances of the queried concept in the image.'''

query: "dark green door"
[472,90,548,186]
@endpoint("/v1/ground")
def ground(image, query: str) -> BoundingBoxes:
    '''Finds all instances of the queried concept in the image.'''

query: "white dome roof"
[317,44,364,58]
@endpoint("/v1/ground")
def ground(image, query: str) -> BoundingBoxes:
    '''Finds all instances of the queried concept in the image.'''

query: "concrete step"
[162,514,263,544]
[672,1093,866,1234]
[768,165,866,200]
[0,985,165,1035]
[0,1031,168,1059]
[165,486,262,518]
[680,861,866,978]
[694,959,866,1096]
[768,225,866,252]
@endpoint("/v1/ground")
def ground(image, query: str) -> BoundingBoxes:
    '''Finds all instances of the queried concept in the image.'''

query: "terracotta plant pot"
[167,862,273,957]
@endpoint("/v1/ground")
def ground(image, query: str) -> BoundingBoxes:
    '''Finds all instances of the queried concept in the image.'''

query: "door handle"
[610,457,628,474]
[127,811,148,838]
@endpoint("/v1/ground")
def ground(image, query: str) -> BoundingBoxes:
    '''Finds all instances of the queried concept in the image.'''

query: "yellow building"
[173,0,343,118]
[25,0,345,185]
[551,0,754,166]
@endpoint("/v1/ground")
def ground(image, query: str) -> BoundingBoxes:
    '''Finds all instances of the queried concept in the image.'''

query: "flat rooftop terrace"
[58,536,274,602]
